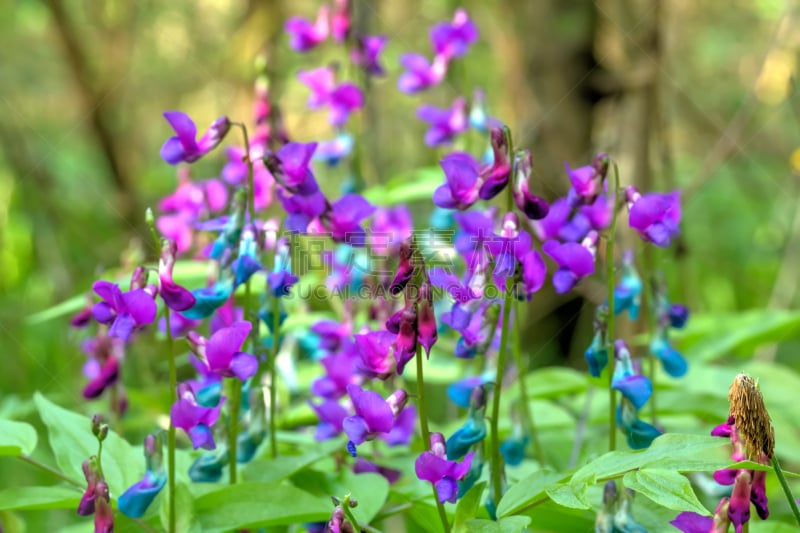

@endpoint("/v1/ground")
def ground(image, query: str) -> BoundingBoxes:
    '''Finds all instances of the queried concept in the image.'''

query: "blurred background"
[1,0,800,529]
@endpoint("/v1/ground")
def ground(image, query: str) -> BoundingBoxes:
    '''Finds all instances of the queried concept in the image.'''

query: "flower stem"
[772,455,800,527]
[269,292,280,459]
[17,455,82,488]
[415,343,450,533]
[164,306,177,533]
[489,277,514,513]
[228,377,241,484]
[512,301,544,465]
[607,164,622,452]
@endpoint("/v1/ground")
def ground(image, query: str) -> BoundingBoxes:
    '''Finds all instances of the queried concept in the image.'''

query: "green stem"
[18,455,82,488]
[415,343,450,533]
[269,291,280,459]
[489,277,514,511]
[228,377,241,484]
[647,356,656,423]
[772,455,800,527]
[512,301,544,465]
[607,164,621,452]
[164,307,177,533]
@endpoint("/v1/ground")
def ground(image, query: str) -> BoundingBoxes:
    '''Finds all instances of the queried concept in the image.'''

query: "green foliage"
[453,481,488,532]
[464,516,531,532]
[623,469,709,516]
[0,486,80,511]
[0,420,37,456]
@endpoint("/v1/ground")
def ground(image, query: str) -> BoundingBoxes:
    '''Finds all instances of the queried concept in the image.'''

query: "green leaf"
[33,392,142,495]
[496,470,569,518]
[0,486,81,510]
[544,483,590,510]
[160,482,195,533]
[193,482,329,531]
[341,472,390,526]
[362,166,442,206]
[623,469,710,516]
[464,516,531,533]
[453,481,487,533]
[242,439,342,483]
[0,419,37,456]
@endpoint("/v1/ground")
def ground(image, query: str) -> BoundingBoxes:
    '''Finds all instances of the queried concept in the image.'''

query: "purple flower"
[343,385,407,454]
[320,194,376,244]
[354,330,395,379]
[314,133,354,166]
[510,150,549,220]
[671,498,731,533]
[118,434,166,518]
[77,457,101,516]
[264,142,320,195]
[285,5,329,51]
[542,239,595,294]
[627,187,682,247]
[728,471,751,532]
[430,9,479,60]
[81,333,124,400]
[311,351,361,399]
[91,279,157,342]
[298,67,364,126]
[158,240,196,311]
[187,321,258,381]
[160,111,230,165]
[433,152,481,210]
[93,482,113,533]
[417,282,438,356]
[383,405,416,446]
[171,383,224,450]
[276,188,328,233]
[370,206,413,255]
[417,97,468,146]
[393,307,418,375]
[397,53,448,93]
[477,126,512,200]
[331,0,351,41]
[415,433,474,504]
[564,153,608,203]
[351,35,387,76]
[309,399,348,441]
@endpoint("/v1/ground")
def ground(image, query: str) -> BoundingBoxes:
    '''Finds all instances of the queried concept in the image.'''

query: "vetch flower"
[614,250,642,320]
[331,0,351,42]
[81,333,124,401]
[397,53,448,93]
[383,405,416,446]
[158,240,196,311]
[93,481,113,533]
[511,149,549,220]
[611,340,652,410]
[171,382,224,450]
[91,276,157,342]
[309,399,348,441]
[181,278,234,320]
[343,385,407,455]
[433,152,482,210]
[650,328,688,378]
[417,97,468,147]
[297,67,364,126]
[447,373,492,408]
[671,498,732,533]
[584,306,608,377]
[564,152,608,203]
[187,321,258,381]
[231,224,264,288]
[355,329,395,380]
[313,133,354,166]
[542,239,595,294]
[351,35,387,76]
[446,386,487,460]
[617,397,661,450]
[118,434,166,518]
[77,456,102,516]
[430,8,479,60]
[415,432,475,504]
[285,5,330,51]
[160,111,230,165]
[626,186,682,248]
[319,193,376,244]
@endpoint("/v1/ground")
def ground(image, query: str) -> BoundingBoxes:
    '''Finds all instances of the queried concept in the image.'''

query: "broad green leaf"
[242,439,342,483]
[193,482,329,531]
[465,516,531,533]
[453,481,487,533]
[406,499,446,533]
[523,367,589,399]
[33,392,142,494]
[0,486,81,510]
[362,166,442,206]
[545,483,590,510]
[341,472,390,526]
[496,470,568,518]
[623,469,710,516]
[0,419,37,456]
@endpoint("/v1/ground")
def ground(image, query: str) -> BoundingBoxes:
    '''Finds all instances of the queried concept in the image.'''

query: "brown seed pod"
[728,373,775,460]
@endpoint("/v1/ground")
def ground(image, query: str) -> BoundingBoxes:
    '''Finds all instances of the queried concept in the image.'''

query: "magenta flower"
[383,405,416,446]
[417,97,468,146]
[397,53,448,93]
[77,457,101,516]
[297,67,364,126]
[351,35,387,76]
[187,321,258,381]
[91,279,157,342]
[511,150,550,220]
[564,153,608,203]
[627,187,682,247]
[285,5,329,51]
[430,8,479,60]
[158,240,196,311]
[354,330,395,380]
[93,482,113,533]
[81,334,123,400]
[417,282,438,356]
[160,111,230,165]
[343,385,407,455]
[319,194,376,244]
[433,153,482,210]
[393,307,418,375]
[171,383,224,450]
[331,0,351,42]
[671,498,731,533]
[415,433,474,504]
[542,239,595,294]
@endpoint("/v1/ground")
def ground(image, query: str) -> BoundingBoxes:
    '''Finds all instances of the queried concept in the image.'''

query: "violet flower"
[285,5,330,51]
[542,239,596,294]
[415,433,475,504]
[91,277,157,342]
[397,53,448,93]
[171,382,224,450]
[320,193,376,244]
[433,152,482,210]
[626,186,682,247]
[298,67,364,126]
[671,498,731,533]
[417,97,468,146]
[187,321,258,381]
[477,126,513,200]
[354,330,395,380]
[383,405,416,446]
[370,205,413,255]
[118,434,166,518]
[77,456,101,516]
[564,153,608,204]
[309,399,348,441]
[343,385,407,456]
[311,350,361,399]
[158,240,196,311]
[160,111,230,165]
[351,35,387,76]
[511,150,550,220]
[430,8,479,60]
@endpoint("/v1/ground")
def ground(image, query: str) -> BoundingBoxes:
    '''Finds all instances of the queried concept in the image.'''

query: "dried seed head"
[729,373,775,460]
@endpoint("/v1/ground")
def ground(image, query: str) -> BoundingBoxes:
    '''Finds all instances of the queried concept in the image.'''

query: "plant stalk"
[489,277,514,511]
[18,455,82,488]
[269,292,280,458]
[607,164,622,452]
[772,455,800,527]
[164,307,177,533]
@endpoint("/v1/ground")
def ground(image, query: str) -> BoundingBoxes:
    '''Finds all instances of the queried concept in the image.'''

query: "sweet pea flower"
[397,53,448,93]
[415,433,475,504]
[331,0,351,41]
[626,186,682,247]
[564,152,608,203]
[311,350,361,399]
[343,385,407,455]
[319,194,376,244]
[187,321,258,381]
[542,239,596,294]
[81,333,125,404]
[417,97,468,146]
[91,276,157,342]
[171,382,224,450]
[118,434,166,518]
[370,205,413,255]
[298,67,364,126]
[433,152,482,210]
[160,111,230,165]
[351,35,387,76]
[430,8,479,59]
[285,5,330,51]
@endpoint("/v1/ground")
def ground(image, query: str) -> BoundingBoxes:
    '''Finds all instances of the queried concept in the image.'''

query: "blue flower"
[118,434,167,518]
[585,330,608,378]
[611,341,652,410]
[188,448,228,483]
[500,435,529,466]
[613,251,642,320]
[650,330,687,377]
[617,400,661,450]
[447,373,491,408]
[181,280,233,320]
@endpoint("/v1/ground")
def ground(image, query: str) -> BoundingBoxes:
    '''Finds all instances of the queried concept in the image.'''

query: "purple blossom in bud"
[417,283,437,356]
[417,97,468,146]
[309,399,348,441]
[728,470,751,532]
[91,280,157,342]
[298,67,364,126]
[351,35,387,76]
[81,333,124,400]
[118,434,166,518]
[564,153,608,203]
[320,194,376,244]
[160,111,230,165]
[71,299,94,328]
[415,432,475,504]
[477,127,512,200]
[430,8,479,60]
[343,385,405,455]
[542,239,595,294]
[77,457,101,516]
[393,307,418,375]
[158,240,196,311]
[670,304,689,329]
[285,5,330,51]
[397,53,448,93]
[626,187,682,247]
[389,239,416,295]
[511,150,550,220]
[93,481,113,533]
[171,383,224,450]
[354,330,395,379]
[187,321,258,381]
[331,0,351,42]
